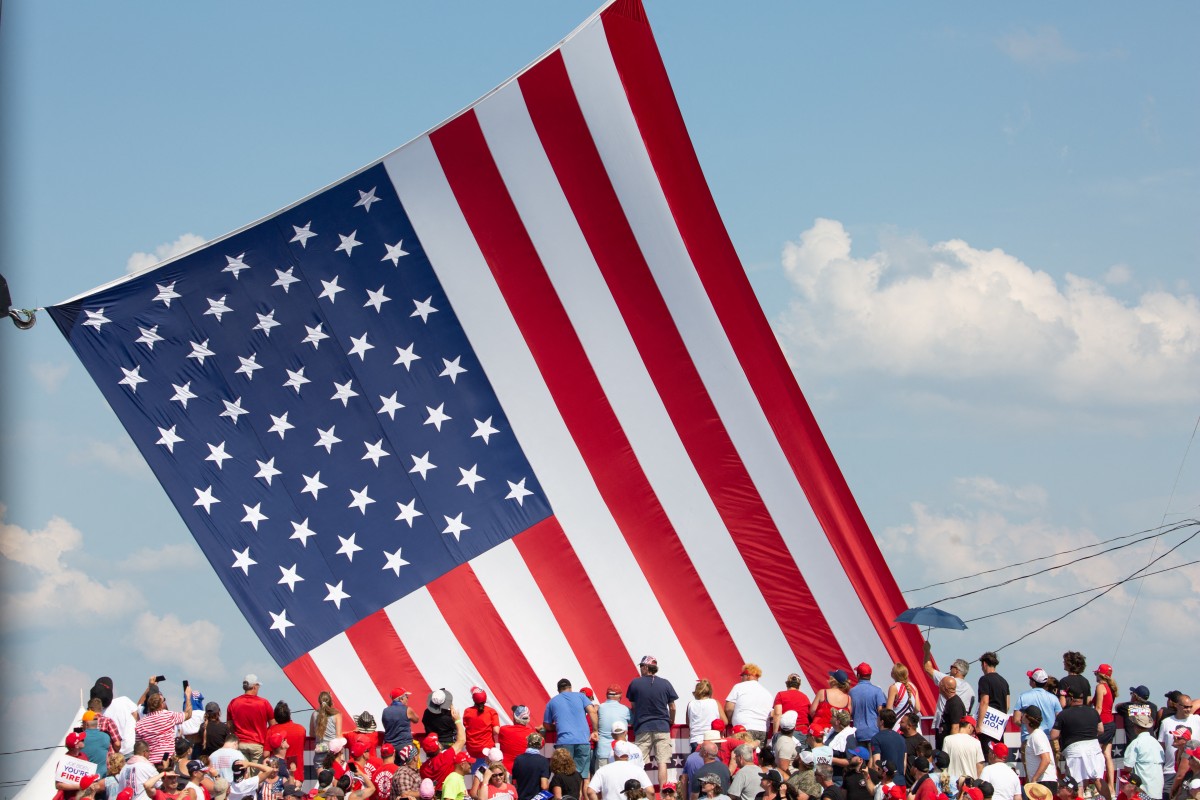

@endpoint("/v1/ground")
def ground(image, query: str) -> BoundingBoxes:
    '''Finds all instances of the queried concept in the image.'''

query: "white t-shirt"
[227,776,261,800]
[979,763,1021,800]
[107,696,140,756]
[118,757,159,800]
[688,698,721,744]
[208,746,243,782]
[590,761,651,800]
[725,681,773,731]
[943,733,983,782]
[1158,715,1200,774]
[1024,727,1058,783]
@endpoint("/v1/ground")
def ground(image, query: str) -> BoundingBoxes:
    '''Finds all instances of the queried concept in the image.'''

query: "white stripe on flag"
[473,81,799,687]
[383,588,507,721]
[309,634,386,719]
[562,21,894,675]
[383,137,698,683]
[469,539,588,697]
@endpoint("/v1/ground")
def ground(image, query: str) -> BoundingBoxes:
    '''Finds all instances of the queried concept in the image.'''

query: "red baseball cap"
[349,740,369,759]
[454,751,473,765]
[117,790,135,800]
[809,723,828,737]
[662,784,677,793]
[732,724,747,733]
[381,743,396,757]
[1095,664,1113,677]
[888,786,906,800]
[422,733,441,753]
[66,732,86,748]
[855,662,872,676]
[580,687,594,699]
[267,731,286,751]
[1186,747,1200,761]
[471,687,488,704]
[961,715,977,727]
[607,683,623,696]
[391,687,410,699]
[992,743,1009,759]
[79,775,100,790]
[965,788,984,800]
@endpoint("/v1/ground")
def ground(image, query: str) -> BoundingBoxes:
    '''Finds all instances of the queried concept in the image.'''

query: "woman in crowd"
[310,691,344,752]
[549,747,583,799]
[1092,664,1119,792]
[885,665,921,729]
[810,671,853,731]
[196,702,228,761]
[688,679,725,752]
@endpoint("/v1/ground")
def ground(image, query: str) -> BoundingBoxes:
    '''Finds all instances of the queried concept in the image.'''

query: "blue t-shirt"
[544,691,594,745]
[596,700,631,759]
[81,729,113,776]
[626,675,678,734]
[849,681,887,739]
[870,729,908,786]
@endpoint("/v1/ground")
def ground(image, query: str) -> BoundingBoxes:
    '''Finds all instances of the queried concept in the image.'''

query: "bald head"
[940,676,957,697]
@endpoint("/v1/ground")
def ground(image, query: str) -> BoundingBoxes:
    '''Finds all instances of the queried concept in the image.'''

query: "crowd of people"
[51,649,1200,800]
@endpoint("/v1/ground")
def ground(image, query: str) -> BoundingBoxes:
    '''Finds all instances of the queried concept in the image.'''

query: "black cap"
[911,756,930,772]
[1060,776,1079,793]
[623,779,643,792]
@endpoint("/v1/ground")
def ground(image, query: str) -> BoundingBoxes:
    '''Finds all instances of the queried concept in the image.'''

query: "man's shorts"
[1064,740,1105,781]
[636,730,673,767]
[567,742,592,778]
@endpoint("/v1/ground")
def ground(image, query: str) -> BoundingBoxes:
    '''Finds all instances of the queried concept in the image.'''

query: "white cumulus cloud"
[126,233,206,274]
[776,219,1200,406]
[130,612,225,679]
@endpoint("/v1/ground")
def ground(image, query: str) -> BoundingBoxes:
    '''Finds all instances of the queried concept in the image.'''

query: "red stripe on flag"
[598,0,932,700]
[511,516,636,692]
[429,110,744,686]
[517,52,852,684]
[344,609,432,708]
[426,563,551,724]
[284,653,350,720]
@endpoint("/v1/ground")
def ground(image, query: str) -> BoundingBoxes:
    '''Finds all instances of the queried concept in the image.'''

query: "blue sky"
[2,0,1198,786]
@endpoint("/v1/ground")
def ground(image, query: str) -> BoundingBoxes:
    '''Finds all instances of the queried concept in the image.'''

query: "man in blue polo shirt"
[849,663,887,741]
[544,678,598,780]
[626,655,679,789]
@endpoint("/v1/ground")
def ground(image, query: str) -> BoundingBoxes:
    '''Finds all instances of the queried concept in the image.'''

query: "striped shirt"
[134,710,185,762]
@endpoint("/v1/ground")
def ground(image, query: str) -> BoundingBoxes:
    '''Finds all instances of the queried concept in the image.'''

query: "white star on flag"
[194,486,220,513]
[171,382,197,408]
[119,365,147,392]
[156,425,184,453]
[273,267,301,293]
[324,580,351,609]
[378,393,404,420]
[302,324,329,349]
[206,441,233,469]
[153,282,181,307]
[268,412,294,439]
[223,254,251,278]
[301,472,326,500]
[411,297,437,322]
[278,564,304,591]
[204,295,233,321]
[331,380,359,406]
[409,452,436,480]
[235,354,262,380]
[362,440,389,467]
[314,426,342,453]
[440,356,467,383]
[241,503,268,530]
[284,368,310,393]
[382,548,410,576]
[506,478,534,506]
[254,310,280,336]
[231,547,257,574]
[393,344,420,370]
[349,486,375,514]
[136,325,163,350]
[335,534,362,562]
[395,499,423,527]
[458,465,485,493]
[319,276,345,302]
[255,457,281,485]
[187,339,216,365]
[83,309,111,330]
[442,513,470,541]
[220,397,249,424]
[269,609,294,637]
[382,240,408,266]
[364,286,391,313]
[335,230,362,256]
[424,403,451,431]
[291,222,317,248]
[348,333,374,360]
[472,417,499,444]
[355,187,381,212]
[290,518,317,547]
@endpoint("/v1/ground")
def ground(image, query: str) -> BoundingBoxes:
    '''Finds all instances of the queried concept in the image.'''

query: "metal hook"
[8,308,36,330]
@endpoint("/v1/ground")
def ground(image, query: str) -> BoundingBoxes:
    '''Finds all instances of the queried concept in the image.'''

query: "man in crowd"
[944,715,984,785]
[1014,670,1060,743]
[937,677,967,750]
[544,678,599,781]
[1114,686,1158,746]
[849,664,887,743]
[626,655,678,790]
[1121,713,1164,800]
[978,744,1020,800]
[383,688,421,755]
[726,664,773,742]
[597,685,632,769]
[1159,697,1200,800]
[55,731,95,799]
[118,741,161,800]
[227,675,273,762]
[872,709,908,787]
[815,765,844,800]
[773,674,812,737]
[727,744,764,800]
[80,711,113,777]
[688,741,731,799]
[1057,654,1090,710]
[269,701,307,775]
[976,653,1011,758]
[512,732,551,800]
[587,741,650,800]
[441,751,474,800]
[392,745,424,800]
[1019,706,1058,795]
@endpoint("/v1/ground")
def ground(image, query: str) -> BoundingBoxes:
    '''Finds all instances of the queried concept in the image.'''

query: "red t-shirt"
[344,731,380,759]
[911,776,937,800]
[463,706,500,757]
[420,748,457,791]
[227,694,273,746]
[773,690,812,733]
[269,721,307,774]
[497,725,535,772]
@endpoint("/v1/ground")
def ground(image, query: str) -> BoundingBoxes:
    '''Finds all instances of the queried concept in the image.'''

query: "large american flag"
[49,0,927,723]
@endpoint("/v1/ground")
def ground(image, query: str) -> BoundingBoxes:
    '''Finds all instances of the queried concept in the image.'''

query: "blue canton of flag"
[49,163,551,665]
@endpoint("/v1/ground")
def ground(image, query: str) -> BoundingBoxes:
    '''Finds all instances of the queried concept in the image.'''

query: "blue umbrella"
[894,606,967,631]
